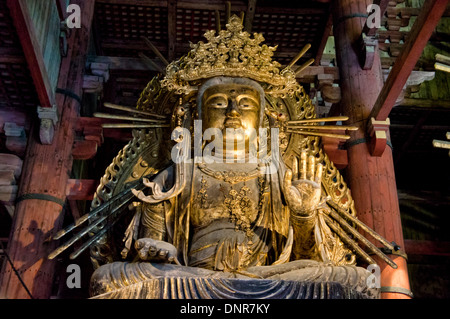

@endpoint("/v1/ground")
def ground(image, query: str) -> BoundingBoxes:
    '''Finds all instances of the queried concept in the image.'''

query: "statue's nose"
[226,99,240,117]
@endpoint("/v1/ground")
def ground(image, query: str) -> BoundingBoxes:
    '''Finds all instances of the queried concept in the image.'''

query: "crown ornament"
[161,15,301,97]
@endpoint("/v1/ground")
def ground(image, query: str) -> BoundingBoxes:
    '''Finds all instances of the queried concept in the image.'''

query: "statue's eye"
[207,96,228,108]
[238,97,257,109]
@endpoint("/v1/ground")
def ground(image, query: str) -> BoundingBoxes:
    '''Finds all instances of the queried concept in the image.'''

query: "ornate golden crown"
[161,15,301,97]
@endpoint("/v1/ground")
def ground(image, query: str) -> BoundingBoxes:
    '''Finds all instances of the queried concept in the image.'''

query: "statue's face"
[201,83,261,136]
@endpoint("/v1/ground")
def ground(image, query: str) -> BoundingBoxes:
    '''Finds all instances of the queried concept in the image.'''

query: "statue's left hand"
[284,151,323,217]
[135,238,180,264]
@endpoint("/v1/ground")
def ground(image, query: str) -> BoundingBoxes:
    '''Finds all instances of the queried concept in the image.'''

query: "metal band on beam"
[16,193,66,207]
[345,138,393,150]
[380,286,414,298]
[336,13,368,26]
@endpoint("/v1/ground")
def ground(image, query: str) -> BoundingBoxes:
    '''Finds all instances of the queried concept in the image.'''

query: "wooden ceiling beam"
[244,0,257,32]
[370,0,449,121]
[7,0,55,108]
[95,0,168,6]
[314,12,332,66]
[167,0,177,61]
[87,55,339,84]
[404,239,450,257]
[94,0,326,15]
[396,98,450,110]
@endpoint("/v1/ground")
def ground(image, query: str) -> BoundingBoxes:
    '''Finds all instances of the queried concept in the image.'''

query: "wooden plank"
[370,0,449,121]
[0,171,16,186]
[0,185,18,202]
[295,66,340,83]
[404,240,450,257]
[6,0,55,108]
[397,98,450,110]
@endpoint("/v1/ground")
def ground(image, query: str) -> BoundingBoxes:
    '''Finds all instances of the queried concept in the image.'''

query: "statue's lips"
[224,118,242,129]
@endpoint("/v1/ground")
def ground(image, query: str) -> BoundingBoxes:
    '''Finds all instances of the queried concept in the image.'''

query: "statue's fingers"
[315,163,323,184]
[300,151,307,180]
[292,157,299,180]
[135,240,143,250]
[159,250,168,258]
[149,246,157,257]
[284,169,292,189]
[307,155,315,181]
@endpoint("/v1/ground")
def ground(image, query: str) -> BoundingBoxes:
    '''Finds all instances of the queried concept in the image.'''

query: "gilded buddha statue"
[50,15,397,299]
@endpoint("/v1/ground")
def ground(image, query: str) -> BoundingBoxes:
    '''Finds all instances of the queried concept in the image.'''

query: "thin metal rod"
[288,116,349,124]
[104,102,167,119]
[286,44,311,69]
[328,209,398,269]
[48,190,135,260]
[102,123,171,129]
[327,200,396,251]
[322,214,376,266]
[138,52,166,74]
[226,1,231,23]
[141,37,170,66]
[51,179,146,242]
[286,130,350,140]
[287,125,358,131]
[94,112,168,123]
[295,58,315,75]
[69,215,122,260]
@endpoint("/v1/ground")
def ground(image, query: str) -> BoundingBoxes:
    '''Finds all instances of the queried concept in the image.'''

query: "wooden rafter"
[314,12,332,66]
[7,0,55,108]
[244,0,257,32]
[370,0,449,121]
[167,0,176,61]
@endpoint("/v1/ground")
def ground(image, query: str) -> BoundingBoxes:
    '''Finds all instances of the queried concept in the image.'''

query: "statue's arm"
[289,209,318,260]
[139,202,167,241]
[132,165,180,263]
[283,152,323,260]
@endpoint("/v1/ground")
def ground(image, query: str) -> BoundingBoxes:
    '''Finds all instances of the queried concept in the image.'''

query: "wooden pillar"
[332,0,411,299]
[0,0,95,299]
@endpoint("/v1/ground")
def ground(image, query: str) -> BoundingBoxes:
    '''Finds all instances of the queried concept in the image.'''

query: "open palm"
[284,151,323,216]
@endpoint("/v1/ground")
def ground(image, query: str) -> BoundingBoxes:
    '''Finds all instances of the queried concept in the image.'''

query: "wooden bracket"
[37,105,59,145]
[3,123,27,157]
[316,74,341,104]
[358,33,378,70]
[72,117,105,160]
[322,136,348,169]
[83,62,110,94]
[368,117,390,157]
